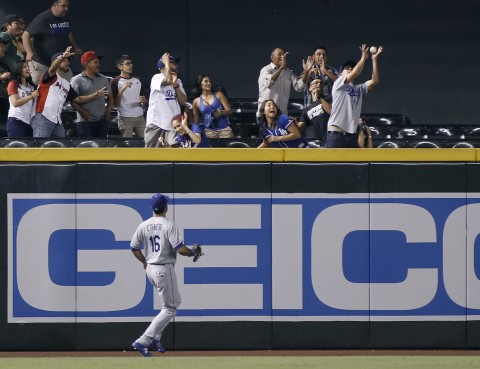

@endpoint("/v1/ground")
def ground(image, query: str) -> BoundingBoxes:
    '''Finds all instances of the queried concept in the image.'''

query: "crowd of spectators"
[0,0,383,148]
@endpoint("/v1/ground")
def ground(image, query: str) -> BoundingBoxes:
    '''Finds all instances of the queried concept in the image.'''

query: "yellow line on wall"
[0,148,477,162]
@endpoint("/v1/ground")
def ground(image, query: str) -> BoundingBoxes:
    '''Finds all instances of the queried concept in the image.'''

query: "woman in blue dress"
[192,74,234,139]
[257,99,307,148]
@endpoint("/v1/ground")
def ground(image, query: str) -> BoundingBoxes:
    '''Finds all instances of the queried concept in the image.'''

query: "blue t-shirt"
[261,114,308,148]
[176,124,210,148]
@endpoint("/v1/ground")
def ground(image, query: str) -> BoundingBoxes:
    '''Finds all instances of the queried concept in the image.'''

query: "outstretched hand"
[62,46,75,60]
[161,52,171,68]
[181,111,189,129]
[372,46,384,60]
[303,55,314,71]
[359,44,369,59]
[280,51,289,68]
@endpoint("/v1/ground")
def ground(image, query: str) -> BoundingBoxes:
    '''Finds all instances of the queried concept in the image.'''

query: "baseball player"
[130,193,203,357]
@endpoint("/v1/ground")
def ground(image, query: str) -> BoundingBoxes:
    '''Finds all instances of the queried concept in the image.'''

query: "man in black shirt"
[298,78,331,147]
[21,0,82,84]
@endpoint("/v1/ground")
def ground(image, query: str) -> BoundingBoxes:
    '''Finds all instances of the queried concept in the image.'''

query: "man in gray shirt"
[70,50,113,137]
[326,44,383,148]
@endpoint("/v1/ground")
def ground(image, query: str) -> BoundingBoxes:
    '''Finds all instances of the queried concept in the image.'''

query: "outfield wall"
[1,148,480,350]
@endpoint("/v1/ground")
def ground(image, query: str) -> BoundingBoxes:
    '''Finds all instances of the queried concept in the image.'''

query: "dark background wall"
[1,0,476,125]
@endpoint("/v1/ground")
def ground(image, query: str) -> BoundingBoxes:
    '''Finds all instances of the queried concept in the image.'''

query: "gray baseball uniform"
[130,215,184,348]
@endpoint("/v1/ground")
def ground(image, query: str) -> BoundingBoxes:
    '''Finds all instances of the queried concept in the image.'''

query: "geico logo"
[8,198,480,321]
[15,203,146,312]
[10,201,265,320]
[311,202,480,311]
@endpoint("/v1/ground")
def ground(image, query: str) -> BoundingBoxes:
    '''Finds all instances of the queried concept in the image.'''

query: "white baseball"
[370,46,377,54]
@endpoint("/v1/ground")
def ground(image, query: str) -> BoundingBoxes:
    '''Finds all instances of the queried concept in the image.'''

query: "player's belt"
[150,263,174,266]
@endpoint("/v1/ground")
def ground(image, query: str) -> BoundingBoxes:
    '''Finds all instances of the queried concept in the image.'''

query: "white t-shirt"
[8,81,36,124]
[257,62,305,116]
[114,76,144,117]
[130,215,183,265]
[328,75,368,134]
[146,73,185,130]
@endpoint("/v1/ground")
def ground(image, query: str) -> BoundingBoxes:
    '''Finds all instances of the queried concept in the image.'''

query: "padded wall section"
[271,163,370,349]
[74,163,174,349]
[466,163,480,348]
[173,163,273,349]
[369,163,467,348]
[0,164,77,350]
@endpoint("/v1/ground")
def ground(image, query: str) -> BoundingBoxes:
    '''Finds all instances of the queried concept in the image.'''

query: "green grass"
[1,356,480,369]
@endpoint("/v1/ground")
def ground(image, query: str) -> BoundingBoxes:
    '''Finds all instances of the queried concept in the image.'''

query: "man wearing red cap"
[32,46,108,137]
[70,50,113,138]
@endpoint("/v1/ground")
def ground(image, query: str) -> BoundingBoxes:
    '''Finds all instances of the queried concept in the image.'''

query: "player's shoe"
[151,339,166,353]
[132,341,152,357]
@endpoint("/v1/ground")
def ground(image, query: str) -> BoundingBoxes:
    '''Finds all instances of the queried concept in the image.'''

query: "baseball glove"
[192,243,204,262]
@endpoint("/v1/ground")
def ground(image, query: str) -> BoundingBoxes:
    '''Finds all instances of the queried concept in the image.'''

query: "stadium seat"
[368,126,391,139]
[452,142,475,148]
[413,141,440,148]
[41,140,67,148]
[77,140,101,148]
[377,141,399,148]
[226,141,251,148]
[395,127,426,139]
[5,140,30,148]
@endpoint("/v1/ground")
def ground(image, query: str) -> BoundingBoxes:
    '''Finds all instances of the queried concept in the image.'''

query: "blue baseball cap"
[51,52,73,63]
[340,60,356,72]
[157,54,180,69]
[151,193,169,213]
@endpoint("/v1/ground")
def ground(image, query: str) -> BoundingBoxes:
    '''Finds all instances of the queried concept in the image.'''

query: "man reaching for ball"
[325,44,383,148]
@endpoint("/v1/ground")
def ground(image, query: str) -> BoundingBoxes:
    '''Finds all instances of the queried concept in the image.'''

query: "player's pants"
[136,264,181,346]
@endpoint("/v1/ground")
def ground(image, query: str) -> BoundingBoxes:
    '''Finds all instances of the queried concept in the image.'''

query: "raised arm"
[345,44,369,84]
[114,81,131,108]
[181,112,202,145]
[366,46,383,92]
[172,75,187,106]
[301,55,314,83]
[48,46,74,77]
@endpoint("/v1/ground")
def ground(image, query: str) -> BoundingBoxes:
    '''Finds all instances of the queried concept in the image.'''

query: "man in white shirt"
[144,53,187,148]
[110,54,147,138]
[326,44,383,148]
[257,47,313,117]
